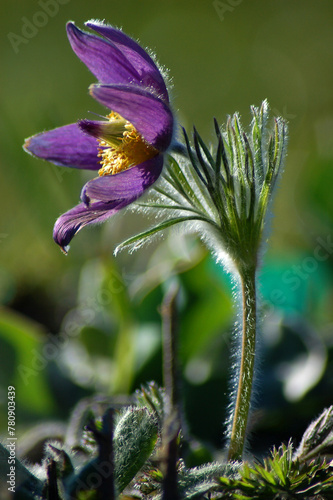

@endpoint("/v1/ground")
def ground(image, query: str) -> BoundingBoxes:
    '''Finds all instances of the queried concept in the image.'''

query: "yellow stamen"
[98,111,158,176]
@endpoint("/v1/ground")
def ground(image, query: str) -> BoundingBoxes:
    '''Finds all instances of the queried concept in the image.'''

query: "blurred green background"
[1,0,333,460]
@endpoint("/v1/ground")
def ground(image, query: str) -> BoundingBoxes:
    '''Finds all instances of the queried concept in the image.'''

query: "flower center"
[98,112,158,176]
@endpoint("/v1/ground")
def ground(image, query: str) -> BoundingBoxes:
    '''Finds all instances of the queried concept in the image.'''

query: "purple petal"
[86,20,169,101]
[54,155,163,251]
[53,200,129,252]
[67,22,141,86]
[78,118,123,144]
[81,154,164,205]
[90,84,173,152]
[23,123,101,170]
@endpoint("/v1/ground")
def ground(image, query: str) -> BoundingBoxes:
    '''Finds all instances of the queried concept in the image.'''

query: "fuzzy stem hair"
[227,263,257,461]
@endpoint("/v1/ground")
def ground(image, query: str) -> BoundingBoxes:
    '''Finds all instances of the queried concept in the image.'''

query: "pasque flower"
[117,101,288,461]
[23,20,174,252]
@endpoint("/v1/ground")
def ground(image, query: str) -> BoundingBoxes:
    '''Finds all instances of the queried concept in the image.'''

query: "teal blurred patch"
[260,253,333,317]
[207,251,332,319]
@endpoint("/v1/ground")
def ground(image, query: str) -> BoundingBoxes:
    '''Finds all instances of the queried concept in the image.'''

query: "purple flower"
[23,20,174,253]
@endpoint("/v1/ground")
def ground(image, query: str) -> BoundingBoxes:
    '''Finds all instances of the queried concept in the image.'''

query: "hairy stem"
[228,264,257,461]
[161,283,181,500]
[161,282,180,415]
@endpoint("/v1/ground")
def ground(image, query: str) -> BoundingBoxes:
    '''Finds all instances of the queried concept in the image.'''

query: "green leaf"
[182,127,207,186]
[114,407,158,493]
[135,382,166,427]
[193,127,215,188]
[294,406,333,462]
[178,462,237,499]
[0,308,54,414]
[166,156,208,213]
[138,202,205,217]
[115,216,211,254]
